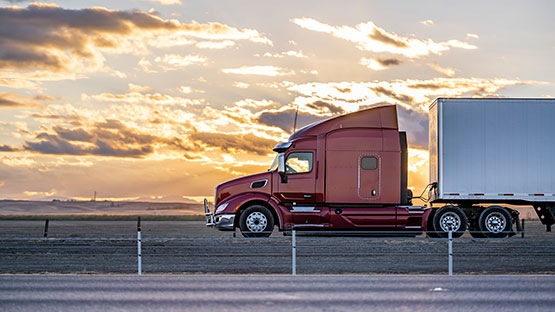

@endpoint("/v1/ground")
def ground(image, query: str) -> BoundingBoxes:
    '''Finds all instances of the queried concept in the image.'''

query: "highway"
[1,275,554,311]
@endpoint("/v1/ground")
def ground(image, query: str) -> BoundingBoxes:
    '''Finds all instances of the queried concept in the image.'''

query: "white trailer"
[428,98,555,236]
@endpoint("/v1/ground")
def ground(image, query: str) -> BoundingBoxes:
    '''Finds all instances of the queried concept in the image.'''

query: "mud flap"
[533,204,555,232]
[508,209,520,237]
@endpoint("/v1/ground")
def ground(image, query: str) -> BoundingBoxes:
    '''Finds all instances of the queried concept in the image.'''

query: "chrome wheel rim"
[439,212,461,232]
[485,212,506,233]
[246,212,267,232]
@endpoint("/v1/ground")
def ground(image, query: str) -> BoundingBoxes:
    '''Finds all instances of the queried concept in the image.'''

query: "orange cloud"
[0,92,42,108]
[288,77,541,114]
[0,3,271,84]
[360,57,402,70]
[292,17,476,58]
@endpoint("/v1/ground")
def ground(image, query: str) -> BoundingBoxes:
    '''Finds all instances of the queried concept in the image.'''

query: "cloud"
[427,62,456,77]
[138,58,156,73]
[127,83,154,93]
[292,17,476,58]
[288,77,543,114]
[195,40,235,49]
[21,119,193,158]
[262,50,307,58]
[0,3,178,72]
[419,20,434,26]
[396,105,429,149]
[0,3,271,84]
[407,147,429,194]
[83,89,203,106]
[234,98,277,109]
[233,82,250,89]
[466,33,479,39]
[144,0,182,5]
[222,66,294,76]
[0,144,17,152]
[360,57,402,70]
[0,77,39,89]
[189,132,278,155]
[154,54,208,69]
[178,86,204,94]
[0,92,42,108]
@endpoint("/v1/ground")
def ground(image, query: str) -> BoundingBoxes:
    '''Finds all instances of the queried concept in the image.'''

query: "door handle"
[372,189,376,196]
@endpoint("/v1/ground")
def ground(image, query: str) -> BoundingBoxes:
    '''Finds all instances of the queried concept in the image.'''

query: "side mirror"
[277,153,287,183]
[278,153,285,174]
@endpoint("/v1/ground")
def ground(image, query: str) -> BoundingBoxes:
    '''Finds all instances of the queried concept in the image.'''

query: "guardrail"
[0,218,554,275]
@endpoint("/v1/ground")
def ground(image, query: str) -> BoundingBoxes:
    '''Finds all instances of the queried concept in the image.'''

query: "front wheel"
[478,206,511,238]
[239,205,274,238]
[432,205,467,238]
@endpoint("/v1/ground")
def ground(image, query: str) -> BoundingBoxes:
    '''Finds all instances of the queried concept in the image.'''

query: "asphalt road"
[0,220,554,274]
[1,275,554,312]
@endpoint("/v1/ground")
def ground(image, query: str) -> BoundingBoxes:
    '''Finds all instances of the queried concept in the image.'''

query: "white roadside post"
[448,228,453,276]
[292,229,297,275]
[137,217,142,276]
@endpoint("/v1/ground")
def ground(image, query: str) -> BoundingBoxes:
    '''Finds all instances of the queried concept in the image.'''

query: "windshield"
[268,154,279,171]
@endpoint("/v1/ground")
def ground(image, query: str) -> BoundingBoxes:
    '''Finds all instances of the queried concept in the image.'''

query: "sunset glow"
[0,1,553,203]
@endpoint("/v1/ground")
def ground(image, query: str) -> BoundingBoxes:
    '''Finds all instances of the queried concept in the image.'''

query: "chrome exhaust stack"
[204,198,214,226]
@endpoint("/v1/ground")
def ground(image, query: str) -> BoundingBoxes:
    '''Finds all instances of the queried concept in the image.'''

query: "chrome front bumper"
[214,214,235,230]
[204,198,235,230]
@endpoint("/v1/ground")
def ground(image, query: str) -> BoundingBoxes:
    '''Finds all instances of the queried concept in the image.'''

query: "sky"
[0,0,553,203]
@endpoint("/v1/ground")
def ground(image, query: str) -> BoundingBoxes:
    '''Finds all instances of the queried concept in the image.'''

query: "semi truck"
[204,98,555,238]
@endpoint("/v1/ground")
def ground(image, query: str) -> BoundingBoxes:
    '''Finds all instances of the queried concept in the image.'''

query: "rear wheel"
[426,209,441,238]
[478,206,511,238]
[239,205,274,238]
[432,205,467,238]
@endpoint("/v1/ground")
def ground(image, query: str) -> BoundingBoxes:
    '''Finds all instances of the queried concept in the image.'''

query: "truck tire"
[432,205,467,238]
[478,206,512,238]
[239,205,274,238]
[426,209,441,238]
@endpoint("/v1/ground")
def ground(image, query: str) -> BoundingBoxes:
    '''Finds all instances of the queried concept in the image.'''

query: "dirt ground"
[0,220,553,274]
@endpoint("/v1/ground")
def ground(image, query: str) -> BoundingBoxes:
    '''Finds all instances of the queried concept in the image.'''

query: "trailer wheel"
[239,205,274,238]
[432,205,467,238]
[478,206,511,238]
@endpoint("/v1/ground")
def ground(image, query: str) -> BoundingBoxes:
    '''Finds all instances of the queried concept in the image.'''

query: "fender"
[217,192,284,229]
[421,207,433,231]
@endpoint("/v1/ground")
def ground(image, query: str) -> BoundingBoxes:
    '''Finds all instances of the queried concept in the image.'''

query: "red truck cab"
[205,104,432,237]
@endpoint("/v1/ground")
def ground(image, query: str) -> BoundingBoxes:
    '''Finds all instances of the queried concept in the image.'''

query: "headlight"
[215,202,229,214]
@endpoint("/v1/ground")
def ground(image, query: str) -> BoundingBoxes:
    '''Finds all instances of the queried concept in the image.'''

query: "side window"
[361,156,377,170]
[285,152,313,174]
